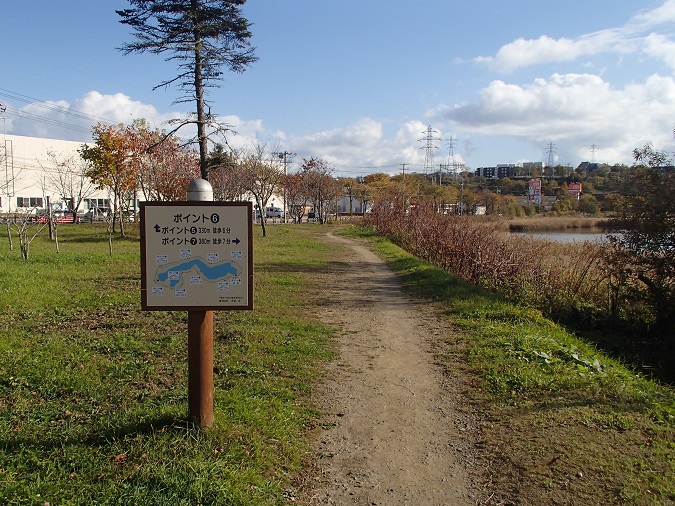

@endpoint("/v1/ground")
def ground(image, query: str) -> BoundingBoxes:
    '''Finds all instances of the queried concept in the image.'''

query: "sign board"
[528,179,542,205]
[140,201,253,311]
[568,182,582,200]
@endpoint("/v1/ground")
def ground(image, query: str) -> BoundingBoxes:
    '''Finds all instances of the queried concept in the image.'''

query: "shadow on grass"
[1,414,191,452]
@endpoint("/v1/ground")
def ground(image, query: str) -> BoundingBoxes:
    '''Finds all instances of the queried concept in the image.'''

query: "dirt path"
[301,232,477,505]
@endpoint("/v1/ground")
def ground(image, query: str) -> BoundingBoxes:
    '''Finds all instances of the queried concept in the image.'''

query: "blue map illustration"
[156,258,239,288]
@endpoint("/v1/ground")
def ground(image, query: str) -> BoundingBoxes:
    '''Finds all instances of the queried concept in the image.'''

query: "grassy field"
[0,223,338,505]
[1,222,673,505]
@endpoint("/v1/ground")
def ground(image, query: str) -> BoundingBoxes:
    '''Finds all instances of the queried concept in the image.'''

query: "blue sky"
[2,0,675,176]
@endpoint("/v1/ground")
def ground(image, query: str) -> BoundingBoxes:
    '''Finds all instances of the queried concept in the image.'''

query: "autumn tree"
[339,177,358,215]
[117,0,256,179]
[577,193,600,215]
[353,180,377,216]
[280,172,309,223]
[130,120,200,201]
[80,123,139,237]
[299,157,340,224]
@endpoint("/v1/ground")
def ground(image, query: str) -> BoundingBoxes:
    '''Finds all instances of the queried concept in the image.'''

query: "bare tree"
[44,150,96,223]
[238,142,284,237]
[300,157,340,224]
[7,209,48,260]
[207,144,247,201]
[280,172,310,223]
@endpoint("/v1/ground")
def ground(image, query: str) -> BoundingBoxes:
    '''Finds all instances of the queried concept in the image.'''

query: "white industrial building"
[1,133,109,215]
[1,133,288,219]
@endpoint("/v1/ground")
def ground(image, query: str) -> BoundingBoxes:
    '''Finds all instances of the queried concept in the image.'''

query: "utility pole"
[0,103,14,212]
[439,163,450,185]
[400,163,408,181]
[275,150,295,222]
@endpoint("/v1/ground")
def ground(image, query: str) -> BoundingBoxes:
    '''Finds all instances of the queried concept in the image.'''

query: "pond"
[514,231,611,243]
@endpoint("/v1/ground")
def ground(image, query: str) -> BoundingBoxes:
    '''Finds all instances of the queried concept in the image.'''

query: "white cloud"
[631,0,675,27]
[475,36,587,73]
[475,1,675,73]
[643,33,675,69]
[74,91,164,126]
[7,91,171,142]
[285,118,427,173]
[434,72,675,164]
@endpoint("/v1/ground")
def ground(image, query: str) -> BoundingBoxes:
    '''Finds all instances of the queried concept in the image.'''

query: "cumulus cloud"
[433,72,675,164]
[475,36,591,73]
[643,33,675,69]
[7,91,170,142]
[286,118,427,173]
[475,0,675,73]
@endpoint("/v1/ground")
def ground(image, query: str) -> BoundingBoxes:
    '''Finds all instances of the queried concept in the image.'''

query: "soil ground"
[299,232,484,505]
[296,227,674,506]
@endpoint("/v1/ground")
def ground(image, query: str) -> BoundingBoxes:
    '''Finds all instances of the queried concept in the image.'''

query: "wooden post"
[187,178,215,428]
[188,310,214,427]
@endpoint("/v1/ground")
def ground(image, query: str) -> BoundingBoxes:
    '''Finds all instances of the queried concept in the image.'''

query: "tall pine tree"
[117,0,256,179]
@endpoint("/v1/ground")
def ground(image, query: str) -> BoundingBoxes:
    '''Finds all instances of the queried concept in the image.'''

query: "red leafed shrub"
[364,196,609,322]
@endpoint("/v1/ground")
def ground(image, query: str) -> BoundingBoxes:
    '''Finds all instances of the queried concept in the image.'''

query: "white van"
[265,206,284,218]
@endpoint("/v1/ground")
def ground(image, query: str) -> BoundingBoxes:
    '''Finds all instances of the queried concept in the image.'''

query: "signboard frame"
[140,201,253,311]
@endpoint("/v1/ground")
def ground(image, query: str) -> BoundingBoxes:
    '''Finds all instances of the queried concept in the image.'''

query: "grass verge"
[0,223,340,505]
[340,224,675,505]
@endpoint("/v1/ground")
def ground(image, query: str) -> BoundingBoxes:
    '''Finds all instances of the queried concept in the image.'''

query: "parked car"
[80,209,106,222]
[265,206,284,218]
[37,211,74,223]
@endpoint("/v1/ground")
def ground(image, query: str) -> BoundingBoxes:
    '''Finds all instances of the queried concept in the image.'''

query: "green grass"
[3,221,674,504]
[341,224,675,505]
[0,223,338,505]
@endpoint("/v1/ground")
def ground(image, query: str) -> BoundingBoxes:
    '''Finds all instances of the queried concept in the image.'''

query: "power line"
[4,106,92,134]
[0,88,117,126]
[0,87,123,138]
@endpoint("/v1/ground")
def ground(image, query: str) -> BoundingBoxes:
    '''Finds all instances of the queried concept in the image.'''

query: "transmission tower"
[447,135,458,179]
[545,141,557,177]
[590,144,598,163]
[419,125,441,175]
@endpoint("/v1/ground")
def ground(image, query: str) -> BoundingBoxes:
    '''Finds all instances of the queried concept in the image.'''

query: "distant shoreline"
[503,216,611,233]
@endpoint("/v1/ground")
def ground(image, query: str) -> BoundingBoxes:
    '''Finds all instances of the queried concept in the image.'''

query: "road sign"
[140,201,253,310]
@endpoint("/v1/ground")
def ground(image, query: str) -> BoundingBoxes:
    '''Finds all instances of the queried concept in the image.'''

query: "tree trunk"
[19,233,29,260]
[6,222,12,252]
[192,9,208,180]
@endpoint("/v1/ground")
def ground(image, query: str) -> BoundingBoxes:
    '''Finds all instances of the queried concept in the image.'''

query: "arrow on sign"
[154,224,161,232]
[233,238,241,245]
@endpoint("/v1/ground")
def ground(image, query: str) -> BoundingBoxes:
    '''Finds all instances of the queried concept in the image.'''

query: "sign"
[528,179,542,205]
[140,201,253,310]
[568,182,582,200]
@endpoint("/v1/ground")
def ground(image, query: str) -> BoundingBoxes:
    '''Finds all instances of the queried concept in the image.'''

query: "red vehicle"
[37,212,74,224]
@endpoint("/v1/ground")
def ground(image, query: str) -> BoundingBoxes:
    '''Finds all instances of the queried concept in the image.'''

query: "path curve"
[302,231,474,505]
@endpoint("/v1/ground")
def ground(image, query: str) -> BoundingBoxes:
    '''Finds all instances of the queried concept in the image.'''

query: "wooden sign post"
[140,179,253,428]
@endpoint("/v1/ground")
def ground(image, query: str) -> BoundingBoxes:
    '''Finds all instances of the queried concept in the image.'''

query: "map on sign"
[141,202,253,310]
[155,257,239,289]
